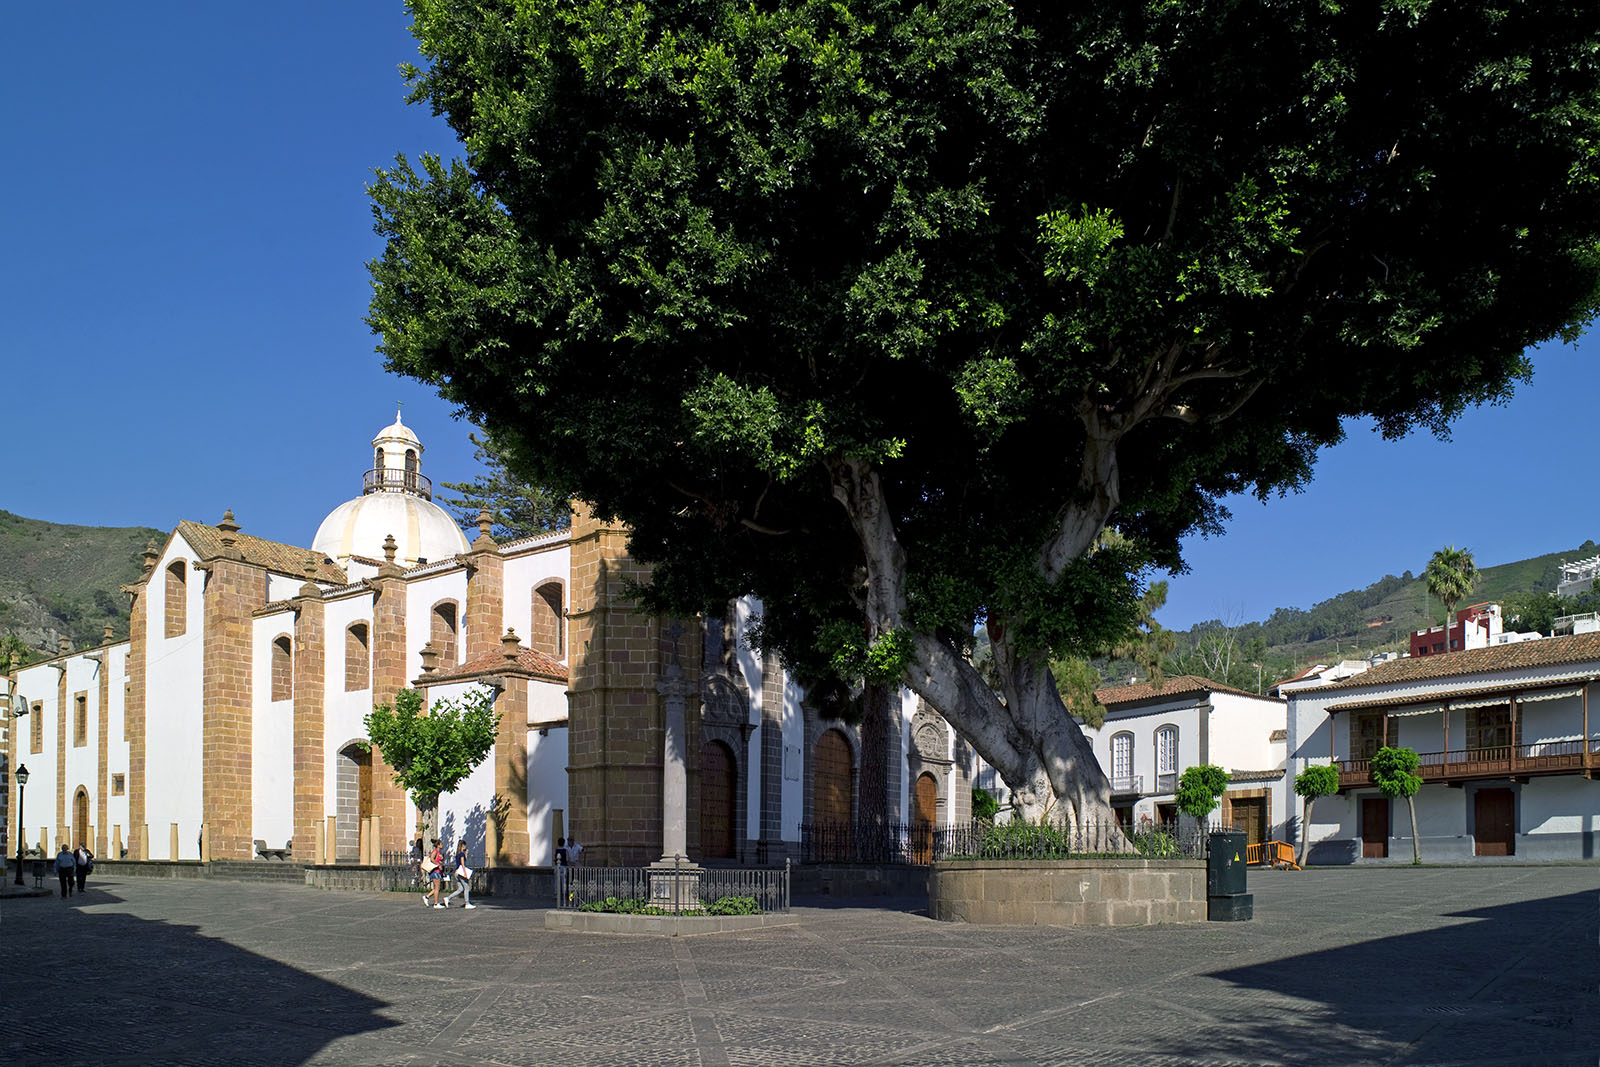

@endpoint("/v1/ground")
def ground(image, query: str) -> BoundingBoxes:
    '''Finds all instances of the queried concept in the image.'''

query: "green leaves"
[1370,746,1423,799]
[1294,763,1341,801]
[364,688,501,813]
[1176,764,1231,820]
[1039,205,1125,288]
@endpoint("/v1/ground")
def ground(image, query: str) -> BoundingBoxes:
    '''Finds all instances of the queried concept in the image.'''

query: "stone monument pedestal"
[648,856,704,913]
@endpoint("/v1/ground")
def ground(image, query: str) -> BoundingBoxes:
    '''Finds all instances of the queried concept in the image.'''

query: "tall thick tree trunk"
[830,455,1122,830]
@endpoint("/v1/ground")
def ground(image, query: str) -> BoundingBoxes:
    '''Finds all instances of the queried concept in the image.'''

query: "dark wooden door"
[699,740,736,859]
[1233,796,1267,850]
[74,789,89,848]
[357,752,373,823]
[1361,797,1389,858]
[813,730,854,859]
[911,773,938,864]
[1474,788,1515,856]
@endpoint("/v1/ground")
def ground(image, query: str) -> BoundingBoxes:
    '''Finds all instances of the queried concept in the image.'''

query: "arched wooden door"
[699,740,736,859]
[813,729,854,860]
[73,788,90,849]
[911,773,938,864]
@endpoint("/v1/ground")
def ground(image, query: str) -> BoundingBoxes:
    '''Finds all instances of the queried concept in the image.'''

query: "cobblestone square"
[2,865,1593,1065]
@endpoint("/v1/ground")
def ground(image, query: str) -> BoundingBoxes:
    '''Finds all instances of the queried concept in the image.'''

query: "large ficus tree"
[369,0,1600,824]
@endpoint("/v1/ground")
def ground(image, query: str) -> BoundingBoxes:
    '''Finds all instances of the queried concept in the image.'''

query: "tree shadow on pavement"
[1130,889,1598,1066]
[0,883,399,1067]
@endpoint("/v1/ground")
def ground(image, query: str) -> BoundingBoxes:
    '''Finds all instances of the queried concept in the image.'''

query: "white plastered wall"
[429,680,496,857]
[251,609,296,851]
[323,590,379,835]
[501,541,572,656]
[406,568,470,675]
[144,535,205,860]
[13,659,60,853]
[106,643,131,852]
[781,672,804,841]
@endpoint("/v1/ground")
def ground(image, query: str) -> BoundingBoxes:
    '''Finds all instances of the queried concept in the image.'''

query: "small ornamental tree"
[971,786,1000,822]
[1370,746,1424,864]
[1293,764,1341,868]
[1176,765,1231,823]
[364,688,501,839]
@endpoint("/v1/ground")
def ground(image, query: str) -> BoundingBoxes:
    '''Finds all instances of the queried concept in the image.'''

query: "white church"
[2,414,991,870]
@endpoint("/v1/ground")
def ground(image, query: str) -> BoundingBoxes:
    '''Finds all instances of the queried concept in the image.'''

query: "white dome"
[312,492,469,568]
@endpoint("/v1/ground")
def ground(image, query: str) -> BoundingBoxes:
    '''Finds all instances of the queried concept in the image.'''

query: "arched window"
[532,580,565,659]
[165,561,186,638]
[271,635,293,702]
[431,601,458,665]
[1110,732,1134,790]
[1155,725,1179,793]
[404,449,418,492]
[345,623,370,691]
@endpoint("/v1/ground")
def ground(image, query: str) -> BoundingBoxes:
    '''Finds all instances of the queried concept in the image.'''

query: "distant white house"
[1287,632,1600,863]
[1083,675,1287,848]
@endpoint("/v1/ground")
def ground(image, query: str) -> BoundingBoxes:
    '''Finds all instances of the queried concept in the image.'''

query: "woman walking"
[441,842,476,909]
[426,838,445,908]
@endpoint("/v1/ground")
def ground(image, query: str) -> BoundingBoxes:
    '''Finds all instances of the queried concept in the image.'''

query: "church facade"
[3,415,982,869]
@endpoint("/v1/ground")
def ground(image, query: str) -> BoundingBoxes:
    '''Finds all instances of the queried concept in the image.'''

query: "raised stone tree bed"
[929,858,1206,926]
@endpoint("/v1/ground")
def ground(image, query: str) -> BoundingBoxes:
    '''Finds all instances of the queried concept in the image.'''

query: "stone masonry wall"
[368,571,409,854]
[929,859,1208,926]
[126,576,148,858]
[201,557,265,860]
[292,591,326,862]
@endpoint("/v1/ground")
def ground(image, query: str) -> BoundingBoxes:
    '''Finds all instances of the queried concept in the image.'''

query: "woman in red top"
[427,838,445,908]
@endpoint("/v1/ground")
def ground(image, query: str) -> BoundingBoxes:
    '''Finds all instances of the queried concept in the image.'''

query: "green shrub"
[1131,827,1180,858]
[971,786,1000,821]
[703,895,761,915]
[574,894,763,916]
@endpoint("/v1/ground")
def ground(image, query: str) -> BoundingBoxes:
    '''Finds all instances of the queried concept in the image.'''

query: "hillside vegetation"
[0,510,165,661]
[1165,540,1599,692]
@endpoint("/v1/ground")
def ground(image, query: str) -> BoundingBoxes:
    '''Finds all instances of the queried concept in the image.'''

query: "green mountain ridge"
[1167,539,1600,684]
[0,509,166,659]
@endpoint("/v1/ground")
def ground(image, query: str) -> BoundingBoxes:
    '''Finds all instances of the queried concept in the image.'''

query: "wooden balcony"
[1338,739,1600,788]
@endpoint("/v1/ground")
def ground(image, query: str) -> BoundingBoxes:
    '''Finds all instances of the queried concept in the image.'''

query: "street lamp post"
[13,763,28,886]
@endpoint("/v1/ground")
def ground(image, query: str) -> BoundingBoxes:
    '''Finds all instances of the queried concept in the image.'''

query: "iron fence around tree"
[799,819,1227,864]
[378,850,487,896]
[554,859,790,912]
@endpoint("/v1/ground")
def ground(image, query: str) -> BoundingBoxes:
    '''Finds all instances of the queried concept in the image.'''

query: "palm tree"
[1424,545,1480,628]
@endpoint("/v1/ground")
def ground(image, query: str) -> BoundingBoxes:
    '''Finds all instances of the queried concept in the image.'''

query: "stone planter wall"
[929,858,1206,926]
[791,863,929,899]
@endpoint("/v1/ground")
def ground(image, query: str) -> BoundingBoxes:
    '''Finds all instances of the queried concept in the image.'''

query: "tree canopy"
[364,688,501,827]
[1424,545,1480,626]
[437,426,570,540]
[369,0,1600,822]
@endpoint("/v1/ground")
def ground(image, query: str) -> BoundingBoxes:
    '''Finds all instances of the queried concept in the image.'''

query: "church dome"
[311,411,471,568]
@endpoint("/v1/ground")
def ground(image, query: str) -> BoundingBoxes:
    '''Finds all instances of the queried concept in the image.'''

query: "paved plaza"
[2,864,1594,1066]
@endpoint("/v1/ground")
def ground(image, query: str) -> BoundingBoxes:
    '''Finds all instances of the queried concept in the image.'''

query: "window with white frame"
[1156,725,1178,792]
[1110,732,1133,782]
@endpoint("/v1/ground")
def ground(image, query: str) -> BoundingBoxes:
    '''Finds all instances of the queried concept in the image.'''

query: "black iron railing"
[799,819,1221,864]
[362,467,432,500]
[554,859,790,912]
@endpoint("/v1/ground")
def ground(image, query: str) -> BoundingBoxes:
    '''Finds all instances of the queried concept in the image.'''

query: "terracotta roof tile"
[1303,632,1600,692]
[176,520,346,583]
[1228,769,1284,783]
[1322,676,1591,714]
[424,647,568,686]
[1095,674,1272,706]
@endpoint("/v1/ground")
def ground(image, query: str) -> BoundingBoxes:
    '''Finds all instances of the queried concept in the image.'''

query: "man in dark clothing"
[54,845,75,898]
[74,843,94,893]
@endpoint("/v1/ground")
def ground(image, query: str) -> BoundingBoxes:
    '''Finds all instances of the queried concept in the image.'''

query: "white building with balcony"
[1287,632,1600,863]
[1081,676,1287,850]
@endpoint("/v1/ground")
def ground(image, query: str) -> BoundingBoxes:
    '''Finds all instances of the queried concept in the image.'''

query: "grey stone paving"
[1,865,1595,1066]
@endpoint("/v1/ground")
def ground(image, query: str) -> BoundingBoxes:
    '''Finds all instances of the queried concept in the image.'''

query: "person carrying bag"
[442,842,476,909]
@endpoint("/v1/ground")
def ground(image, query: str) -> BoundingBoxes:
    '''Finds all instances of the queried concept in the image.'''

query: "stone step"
[206,862,308,884]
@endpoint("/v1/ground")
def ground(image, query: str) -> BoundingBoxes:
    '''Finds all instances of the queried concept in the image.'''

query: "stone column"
[97,625,113,858]
[648,636,702,911]
[199,513,266,860]
[463,511,504,661]
[492,630,531,866]
[124,542,157,859]
[292,564,327,863]
[55,641,67,850]
[368,535,410,853]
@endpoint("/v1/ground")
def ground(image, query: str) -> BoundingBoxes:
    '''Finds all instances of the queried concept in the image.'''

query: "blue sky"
[4,5,1596,634]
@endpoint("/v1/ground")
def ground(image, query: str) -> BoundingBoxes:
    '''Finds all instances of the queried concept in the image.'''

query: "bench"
[254,839,292,861]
